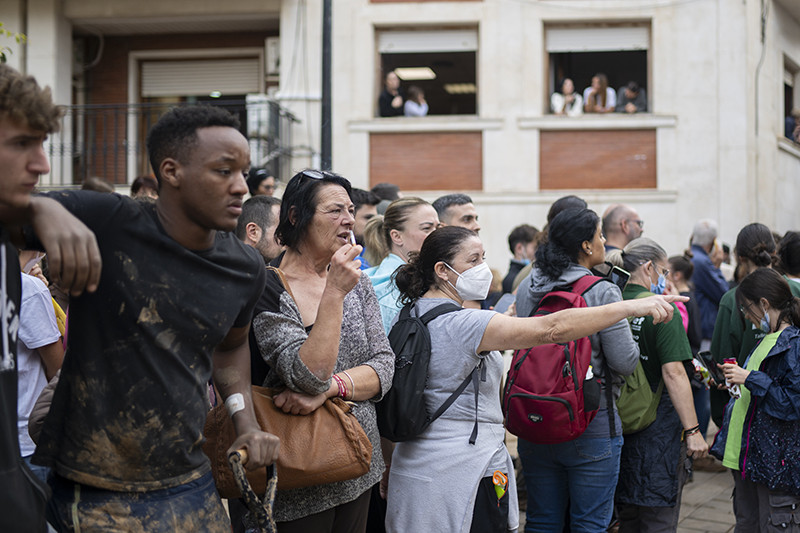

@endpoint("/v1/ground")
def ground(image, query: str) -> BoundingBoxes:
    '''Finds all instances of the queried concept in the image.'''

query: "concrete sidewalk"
[678,468,735,533]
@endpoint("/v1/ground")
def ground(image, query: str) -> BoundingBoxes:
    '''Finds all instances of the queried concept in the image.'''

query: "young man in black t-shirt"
[30,106,280,531]
[0,64,101,533]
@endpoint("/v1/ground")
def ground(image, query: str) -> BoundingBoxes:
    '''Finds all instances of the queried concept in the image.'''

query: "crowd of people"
[4,61,800,533]
[551,73,647,116]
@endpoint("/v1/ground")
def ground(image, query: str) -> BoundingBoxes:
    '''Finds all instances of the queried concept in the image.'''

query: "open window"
[377,29,477,116]
[784,56,799,142]
[545,24,650,114]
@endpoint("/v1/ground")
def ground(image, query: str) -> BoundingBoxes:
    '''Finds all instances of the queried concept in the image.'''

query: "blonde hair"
[606,237,667,274]
[363,197,431,265]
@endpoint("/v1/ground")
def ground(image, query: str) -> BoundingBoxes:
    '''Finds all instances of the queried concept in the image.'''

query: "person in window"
[378,71,404,117]
[551,78,583,116]
[403,86,429,117]
[583,73,616,113]
[616,81,647,114]
[786,108,800,142]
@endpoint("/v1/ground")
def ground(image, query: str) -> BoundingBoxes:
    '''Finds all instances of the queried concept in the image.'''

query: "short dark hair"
[246,168,274,196]
[351,188,380,211]
[276,169,352,250]
[432,193,473,218]
[394,226,476,304]
[146,105,241,184]
[371,182,400,202]
[235,195,281,241]
[130,175,158,196]
[508,224,539,254]
[0,64,63,133]
[626,81,640,94]
[778,231,800,277]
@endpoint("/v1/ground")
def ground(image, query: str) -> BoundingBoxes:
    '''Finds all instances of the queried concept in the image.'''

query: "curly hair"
[146,105,240,184]
[0,64,62,133]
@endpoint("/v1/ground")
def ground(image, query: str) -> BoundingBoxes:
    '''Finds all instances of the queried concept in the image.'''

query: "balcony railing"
[42,97,299,188]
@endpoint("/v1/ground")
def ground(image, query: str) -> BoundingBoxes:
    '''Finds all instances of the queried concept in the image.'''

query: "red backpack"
[502,275,605,444]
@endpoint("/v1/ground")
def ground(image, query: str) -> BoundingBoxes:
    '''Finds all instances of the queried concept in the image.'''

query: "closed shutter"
[378,30,478,54]
[546,26,649,53]
[141,58,261,97]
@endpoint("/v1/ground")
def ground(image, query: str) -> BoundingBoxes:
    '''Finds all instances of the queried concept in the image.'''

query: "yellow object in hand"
[492,470,508,500]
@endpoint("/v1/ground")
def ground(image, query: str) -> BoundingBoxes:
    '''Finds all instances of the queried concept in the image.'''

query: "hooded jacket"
[712,326,800,495]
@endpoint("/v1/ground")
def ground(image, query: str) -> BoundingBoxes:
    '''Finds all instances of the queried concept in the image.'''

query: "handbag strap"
[266,265,296,301]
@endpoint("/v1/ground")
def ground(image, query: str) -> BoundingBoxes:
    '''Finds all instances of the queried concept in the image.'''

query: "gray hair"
[606,237,667,274]
[691,219,718,248]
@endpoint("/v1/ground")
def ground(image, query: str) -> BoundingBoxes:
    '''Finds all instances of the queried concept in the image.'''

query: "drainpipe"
[320,0,332,170]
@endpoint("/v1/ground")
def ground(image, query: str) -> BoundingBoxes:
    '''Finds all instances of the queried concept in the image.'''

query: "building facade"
[2,0,799,270]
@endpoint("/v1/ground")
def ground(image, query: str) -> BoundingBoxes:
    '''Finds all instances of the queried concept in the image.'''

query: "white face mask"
[444,261,493,301]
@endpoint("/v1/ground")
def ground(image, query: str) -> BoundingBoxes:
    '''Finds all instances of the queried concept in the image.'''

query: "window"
[545,24,650,114]
[377,29,477,116]
[784,56,799,141]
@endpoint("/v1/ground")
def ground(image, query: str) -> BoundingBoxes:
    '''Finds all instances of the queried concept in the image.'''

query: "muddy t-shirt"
[31,192,265,491]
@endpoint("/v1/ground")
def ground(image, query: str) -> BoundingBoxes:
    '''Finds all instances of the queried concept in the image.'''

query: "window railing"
[42,99,299,188]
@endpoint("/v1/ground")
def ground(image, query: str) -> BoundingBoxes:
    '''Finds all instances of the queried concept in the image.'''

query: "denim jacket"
[711,326,800,495]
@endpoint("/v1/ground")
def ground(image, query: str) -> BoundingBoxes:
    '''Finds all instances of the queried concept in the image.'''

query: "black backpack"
[377,302,481,442]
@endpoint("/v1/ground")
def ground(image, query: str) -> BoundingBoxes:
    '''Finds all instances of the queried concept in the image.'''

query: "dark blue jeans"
[518,434,623,533]
[48,470,230,532]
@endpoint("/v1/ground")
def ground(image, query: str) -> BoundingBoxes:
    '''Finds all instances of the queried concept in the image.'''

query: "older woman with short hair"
[252,169,394,532]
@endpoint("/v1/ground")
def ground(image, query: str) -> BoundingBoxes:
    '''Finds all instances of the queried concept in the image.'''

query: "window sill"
[349,116,503,133]
[518,114,677,130]
[778,137,800,159]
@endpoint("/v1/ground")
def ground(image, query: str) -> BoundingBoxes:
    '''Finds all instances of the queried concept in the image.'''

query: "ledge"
[397,189,679,204]
[518,114,678,130]
[348,116,504,133]
[778,137,800,160]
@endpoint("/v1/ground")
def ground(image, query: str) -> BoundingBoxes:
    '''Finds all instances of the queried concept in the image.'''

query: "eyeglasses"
[628,219,645,229]
[299,169,338,181]
[738,302,754,315]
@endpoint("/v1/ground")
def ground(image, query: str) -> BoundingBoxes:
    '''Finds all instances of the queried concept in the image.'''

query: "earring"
[586,249,592,255]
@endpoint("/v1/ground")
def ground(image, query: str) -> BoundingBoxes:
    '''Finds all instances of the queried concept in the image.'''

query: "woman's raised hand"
[629,294,689,324]
[327,243,363,296]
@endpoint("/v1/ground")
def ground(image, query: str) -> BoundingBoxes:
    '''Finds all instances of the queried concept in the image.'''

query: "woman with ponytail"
[710,224,800,428]
[712,268,800,530]
[385,226,685,533]
[606,238,707,531]
[364,197,439,333]
[516,207,640,532]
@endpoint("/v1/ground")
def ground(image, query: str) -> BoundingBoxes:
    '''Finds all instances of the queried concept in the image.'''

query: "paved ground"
[678,467,735,533]
[509,426,737,533]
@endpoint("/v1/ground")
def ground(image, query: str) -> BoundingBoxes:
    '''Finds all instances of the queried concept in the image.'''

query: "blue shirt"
[690,244,729,339]
[365,253,406,334]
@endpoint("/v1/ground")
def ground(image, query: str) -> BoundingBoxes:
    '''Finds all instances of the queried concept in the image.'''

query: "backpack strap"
[419,302,462,324]
[416,301,481,444]
[569,274,608,296]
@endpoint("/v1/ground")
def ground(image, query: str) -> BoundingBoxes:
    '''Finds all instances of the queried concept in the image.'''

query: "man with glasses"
[602,204,644,251]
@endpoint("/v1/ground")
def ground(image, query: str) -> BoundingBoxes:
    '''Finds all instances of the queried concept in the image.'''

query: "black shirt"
[378,89,404,117]
[32,192,265,491]
[0,227,48,532]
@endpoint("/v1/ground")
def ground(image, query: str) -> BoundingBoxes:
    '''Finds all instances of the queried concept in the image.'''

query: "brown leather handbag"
[203,385,373,497]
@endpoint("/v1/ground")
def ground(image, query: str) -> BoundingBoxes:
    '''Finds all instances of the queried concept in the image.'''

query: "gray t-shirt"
[412,298,506,472]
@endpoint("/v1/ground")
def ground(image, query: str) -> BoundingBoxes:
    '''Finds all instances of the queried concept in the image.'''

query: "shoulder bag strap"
[266,266,295,301]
